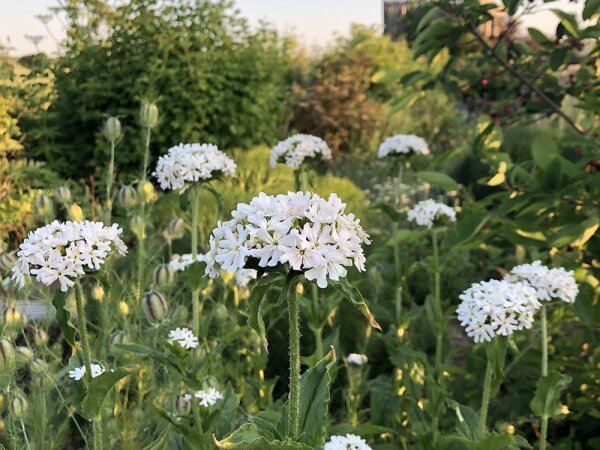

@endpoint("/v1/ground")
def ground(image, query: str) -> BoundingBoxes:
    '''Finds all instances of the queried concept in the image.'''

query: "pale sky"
[0,0,585,56]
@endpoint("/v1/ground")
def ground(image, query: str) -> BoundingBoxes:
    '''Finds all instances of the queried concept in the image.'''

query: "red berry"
[481,78,488,87]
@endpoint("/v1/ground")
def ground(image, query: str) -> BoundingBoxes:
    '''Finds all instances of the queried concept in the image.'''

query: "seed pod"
[91,284,105,301]
[174,395,191,415]
[102,116,122,142]
[55,186,72,203]
[10,393,28,419]
[3,307,27,331]
[118,185,138,208]
[0,339,16,374]
[30,358,48,375]
[141,291,168,323]
[153,264,175,288]
[212,304,228,322]
[0,252,15,272]
[172,304,188,323]
[32,373,53,389]
[140,101,159,128]
[108,330,130,353]
[35,194,53,216]
[130,215,146,240]
[167,218,186,240]
[34,329,49,347]
[15,346,34,367]
[137,181,156,203]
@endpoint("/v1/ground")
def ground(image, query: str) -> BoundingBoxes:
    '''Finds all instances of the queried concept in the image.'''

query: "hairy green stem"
[432,229,443,371]
[288,282,301,439]
[540,305,548,450]
[311,283,323,358]
[393,163,404,327]
[105,139,115,224]
[478,360,493,439]
[141,126,151,182]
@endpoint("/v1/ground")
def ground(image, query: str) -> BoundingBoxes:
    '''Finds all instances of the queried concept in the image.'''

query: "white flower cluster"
[235,269,257,288]
[68,363,105,381]
[457,279,540,343]
[347,353,368,366]
[168,327,199,349]
[204,192,370,288]
[407,199,456,228]
[168,253,206,273]
[377,134,430,158]
[194,387,224,407]
[270,134,332,168]
[12,221,127,292]
[153,143,236,191]
[506,260,579,304]
[324,434,373,450]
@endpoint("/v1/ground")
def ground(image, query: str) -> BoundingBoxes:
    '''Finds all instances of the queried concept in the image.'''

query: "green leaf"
[154,405,214,449]
[203,183,224,220]
[416,6,444,33]
[247,272,285,351]
[370,202,400,222]
[215,423,311,450]
[531,133,559,169]
[415,171,459,191]
[52,290,77,347]
[549,47,568,70]
[446,399,480,441]
[470,433,531,449]
[530,371,572,419]
[443,206,489,249]
[114,344,184,374]
[583,0,600,20]
[547,218,599,248]
[485,338,507,394]
[552,9,580,37]
[528,28,551,45]
[81,365,138,419]
[183,260,208,292]
[330,279,381,331]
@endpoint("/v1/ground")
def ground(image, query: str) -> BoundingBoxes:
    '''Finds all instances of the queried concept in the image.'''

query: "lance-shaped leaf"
[52,290,77,346]
[81,365,139,419]
[330,279,381,330]
[114,344,184,375]
[154,405,214,449]
[203,183,224,220]
[246,272,285,351]
[530,371,572,419]
[214,423,311,450]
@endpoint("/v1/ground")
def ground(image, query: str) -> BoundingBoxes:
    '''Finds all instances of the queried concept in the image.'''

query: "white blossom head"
[168,253,206,273]
[457,279,540,343]
[153,143,236,192]
[68,363,105,381]
[324,434,373,450]
[407,199,456,229]
[194,387,224,407]
[12,221,127,292]
[270,134,332,168]
[347,353,368,366]
[377,134,430,158]
[168,327,198,349]
[204,192,370,288]
[505,260,579,304]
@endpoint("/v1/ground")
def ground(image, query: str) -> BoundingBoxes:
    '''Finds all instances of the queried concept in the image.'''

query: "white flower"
[12,221,127,292]
[235,269,257,288]
[153,143,236,191]
[505,260,579,304]
[347,353,368,366]
[168,253,205,273]
[168,327,199,349]
[194,387,224,407]
[270,134,332,168]
[68,363,105,381]
[407,199,456,228]
[377,134,430,158]
[324,434,373,450]
[457,279,540,343]
[204,192,370,288]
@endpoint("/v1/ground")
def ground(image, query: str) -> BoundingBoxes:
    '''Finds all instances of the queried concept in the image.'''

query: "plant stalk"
[478,359,493,439]
[432,229,443,371]
[105,139,115,224]
[393,162,404,328]
[540,304,549,450]
[191,184,201,336]
[288,281,301,439]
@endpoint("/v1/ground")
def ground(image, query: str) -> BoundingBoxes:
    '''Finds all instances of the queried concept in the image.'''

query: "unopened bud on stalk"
[167,218,185,240]
[118,301,130,316]
[30,358,48,375]
[34,329,49,347]
[108,330,130,352]
[102,116,122,142]
[130,216,146,240]
[3,307,27,331]
[172,305,188,323]
[15,346,33,367]
[0,339,16,374]
[140,101,159,128]
[118,185,138,207]
[138,181,157,203]
[141,291,168,323]
[212,304,228,322]
[10,393,28,419]
[174,394,192,415]
[91,284,105,301]
[33,373,53,389]
[0,252,15,272]
[153,264,175,288]
[35,194,53,216]
[55,186,72,203]
[68,203,85,222]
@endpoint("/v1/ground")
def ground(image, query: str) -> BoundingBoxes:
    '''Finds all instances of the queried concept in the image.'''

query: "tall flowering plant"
[207,192,379,448]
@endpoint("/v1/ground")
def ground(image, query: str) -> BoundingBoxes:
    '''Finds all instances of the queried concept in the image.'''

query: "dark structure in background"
[383,0,506,40]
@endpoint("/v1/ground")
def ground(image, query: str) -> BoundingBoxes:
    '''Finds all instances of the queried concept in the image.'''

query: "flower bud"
[130,216,146,240]
[32,373,53,389]
[140,101,159,128]
[174,394,191,415]
[212,304,228,322]
[0,339,16,374]
[172,305,188,323]
[137,181,156,203]
[118,185,138,208]
[102,116,122,142]
[108,330,130,353]
[91,284,105,301]
[3,307,27,331]
[10,393,28,419]
[55,186,72,203]
[30,358,48,375]
[118,301,130,316]
[34,329,49,347]
[0,252,15,272]
[153,264,175,288]
[15,346,33,367]
[35,194,53,216]
[141,291,168,323]
[68,203,85,222]
[167,218,186,240]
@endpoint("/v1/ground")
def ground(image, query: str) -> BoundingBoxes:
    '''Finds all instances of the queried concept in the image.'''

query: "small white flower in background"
[457,279,540,343]
[204,192,370,288]
[347,353,368,366]
[153,143,236,192]
[168,253,206,273]
[12,221,127,291]
[234,269,257,288]
[270,134,332,168]
[324,433,373,450]
[168,327,199,349]
[407,199,456,229]
[194,387,224,407]
[377,134,430,158]
[505,260,579,304]
[68,363,105,381]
